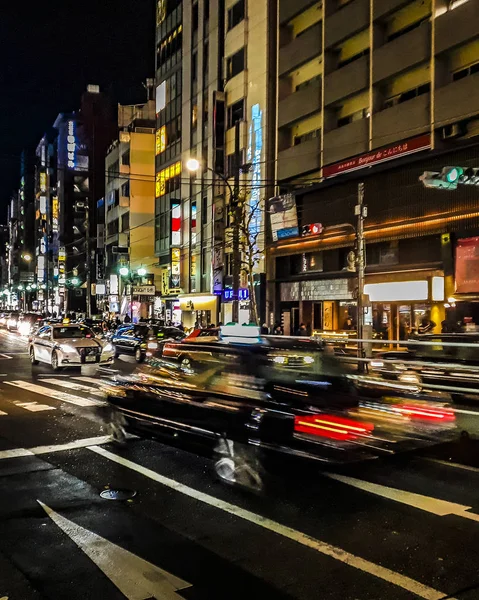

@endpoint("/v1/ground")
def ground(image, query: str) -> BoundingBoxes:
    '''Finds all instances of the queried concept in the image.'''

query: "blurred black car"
[104,327,456,487]
[370,333,479,403]
[111,324,185,362]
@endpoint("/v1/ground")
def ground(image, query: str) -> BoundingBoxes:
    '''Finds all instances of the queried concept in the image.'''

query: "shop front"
[178,293,218,329]
[279,273,445,339]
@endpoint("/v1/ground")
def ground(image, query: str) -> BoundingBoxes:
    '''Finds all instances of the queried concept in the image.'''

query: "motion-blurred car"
[105,325,456,488]
[369,333,479,402]
[111,324,185,362]
[0,311,12,327]
[6,311,20,331]
[29,323,115,370]
[162,327,220,369]
[17,313,43,336]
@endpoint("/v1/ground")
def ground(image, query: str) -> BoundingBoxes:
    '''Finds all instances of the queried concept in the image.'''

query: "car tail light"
[393,404,455,422]
[294,414,374,441]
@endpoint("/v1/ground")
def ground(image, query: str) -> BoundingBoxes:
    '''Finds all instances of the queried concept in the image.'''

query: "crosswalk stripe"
[73,376,112,385]
[41,378,106,398]
[5,381,102,407]
[0,409,8,416]
[13,401,56,412]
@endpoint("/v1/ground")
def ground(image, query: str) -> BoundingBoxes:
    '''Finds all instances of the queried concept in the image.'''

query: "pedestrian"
[296,323,308,336]
[261,323,269,334]
[124,313,131,324]
[273,321,283,335]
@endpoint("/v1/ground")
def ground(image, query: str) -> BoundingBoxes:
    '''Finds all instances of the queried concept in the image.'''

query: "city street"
[0,331,479,599]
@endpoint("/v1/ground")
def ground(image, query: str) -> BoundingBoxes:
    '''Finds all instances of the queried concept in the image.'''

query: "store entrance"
[372,303,434,342]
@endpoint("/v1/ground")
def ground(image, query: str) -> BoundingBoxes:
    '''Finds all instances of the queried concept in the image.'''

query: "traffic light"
[419,166,479,190]
[301,223,323,236]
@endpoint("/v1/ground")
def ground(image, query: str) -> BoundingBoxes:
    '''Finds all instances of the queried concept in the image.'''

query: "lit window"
[156,126,167,155]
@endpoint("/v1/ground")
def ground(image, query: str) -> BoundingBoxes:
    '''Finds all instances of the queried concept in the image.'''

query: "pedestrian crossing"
[0,376,110,415]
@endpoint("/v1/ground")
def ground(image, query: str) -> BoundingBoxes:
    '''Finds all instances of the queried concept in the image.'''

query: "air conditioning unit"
[441,123,465,140]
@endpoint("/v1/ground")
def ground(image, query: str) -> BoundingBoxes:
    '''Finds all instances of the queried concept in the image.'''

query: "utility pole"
[85,201,92,318]
[231,119,241,324]
[355,182,366,372]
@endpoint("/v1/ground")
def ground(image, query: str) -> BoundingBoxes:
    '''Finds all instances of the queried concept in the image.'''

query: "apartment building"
[270,0,479,336]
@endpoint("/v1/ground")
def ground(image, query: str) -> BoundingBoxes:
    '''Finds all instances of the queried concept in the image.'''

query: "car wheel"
[29,347,39,365]
[51,350,61,371]
[114,347,120,359]
[135,347,145,363]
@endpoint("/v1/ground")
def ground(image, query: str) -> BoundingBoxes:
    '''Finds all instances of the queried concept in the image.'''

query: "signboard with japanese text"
[456,237,479,294]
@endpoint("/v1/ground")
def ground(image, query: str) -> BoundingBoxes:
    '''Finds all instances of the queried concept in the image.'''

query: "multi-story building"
[103,88,160,320]
[33,85,116,316]
[269,0,479,337]
[154,0,275,327]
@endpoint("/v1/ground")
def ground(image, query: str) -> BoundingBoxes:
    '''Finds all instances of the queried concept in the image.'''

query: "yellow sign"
[52,197,59,233]
[40,172,47,192]
[161,269,169,296]
[156,126,167,155]
[156,162,181,198]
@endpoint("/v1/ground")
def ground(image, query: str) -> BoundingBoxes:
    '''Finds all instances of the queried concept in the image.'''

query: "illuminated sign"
[156,126,167,155]
[67,120,77,169]
[156,0,166,25]
[247,104,263,242]
[171,201,181,246]
[40,172,47,192]
[156,161,181,197]
[156,81,166,113]
[223,288,249,301]
[58,247,66,284]
[170,247,181,288]
[52,197,59,233]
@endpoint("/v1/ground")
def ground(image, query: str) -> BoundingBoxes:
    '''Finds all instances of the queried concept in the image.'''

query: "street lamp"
[186,156,243,323]
[22,253,32,262]
[137,267,147,277]
[119,267,129,277]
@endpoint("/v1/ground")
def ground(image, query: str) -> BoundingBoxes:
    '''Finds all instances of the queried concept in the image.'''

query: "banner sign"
[456,237,479,294]
[323,134,431,178]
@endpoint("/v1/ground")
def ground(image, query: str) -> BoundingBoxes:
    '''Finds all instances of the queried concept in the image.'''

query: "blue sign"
[223,288,249,301]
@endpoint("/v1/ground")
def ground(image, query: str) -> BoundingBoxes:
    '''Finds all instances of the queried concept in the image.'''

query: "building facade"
[154,0,275,327]
[269,0,479,337]
[103,93,160,321]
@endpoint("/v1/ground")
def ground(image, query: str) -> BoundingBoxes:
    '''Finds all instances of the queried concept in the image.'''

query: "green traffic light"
[71,277,80,286]
[119,267,129,276]
[445,167,463,184]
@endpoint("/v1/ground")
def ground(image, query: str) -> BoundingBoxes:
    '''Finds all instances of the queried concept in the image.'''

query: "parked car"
[104,325,456,489]
[111,324,186,362]
[29,324,115,370]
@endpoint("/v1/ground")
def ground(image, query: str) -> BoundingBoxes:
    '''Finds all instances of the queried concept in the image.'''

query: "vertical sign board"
[456,237,479,293]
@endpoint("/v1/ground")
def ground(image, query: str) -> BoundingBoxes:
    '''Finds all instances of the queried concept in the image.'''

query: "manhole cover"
[100,489,137,501]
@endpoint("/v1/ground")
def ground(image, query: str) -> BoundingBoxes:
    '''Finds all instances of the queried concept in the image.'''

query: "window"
[225,252,233,276]
[227,99,244,128]
[121,150,130,166]
[107,220,119,237]
[337,108,368,128]
[228,0,245,30]
[338,48,369,69]
[226,47,245,79]
[367,242,398,266]
[295,74,321,92]
[384,83,430,109]
[293,128,320,146]
[108,160,119,182]
[204,0,210,22]
[121,181,130,197]
[387,16,428,43]
[226,150,245,177]
[121,213,130,232]
[453,61,479,81]
[192,51,198,81]
[192,2,199,32]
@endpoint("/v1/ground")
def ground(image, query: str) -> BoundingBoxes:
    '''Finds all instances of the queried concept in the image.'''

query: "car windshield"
[52,326,94,339]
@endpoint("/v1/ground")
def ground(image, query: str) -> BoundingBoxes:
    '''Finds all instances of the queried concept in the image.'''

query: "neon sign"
[223,288,249,301]
[247,104,263,242]
[67,120,77,169]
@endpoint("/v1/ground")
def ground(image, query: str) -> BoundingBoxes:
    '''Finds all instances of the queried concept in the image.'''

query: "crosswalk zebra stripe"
[0,409,8,416]
[5,381,102,407]
[40,378,106,398]
[13,401,56,412]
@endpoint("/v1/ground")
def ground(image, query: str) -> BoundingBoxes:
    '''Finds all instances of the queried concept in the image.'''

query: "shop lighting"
[137,267,147,277]
[363,281,428,302]
[119,267,129,277]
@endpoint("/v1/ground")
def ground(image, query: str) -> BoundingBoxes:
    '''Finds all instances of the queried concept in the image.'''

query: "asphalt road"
[1,329,479,600]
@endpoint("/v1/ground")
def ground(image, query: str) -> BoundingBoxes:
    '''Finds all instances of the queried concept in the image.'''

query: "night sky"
[0,0,155,217]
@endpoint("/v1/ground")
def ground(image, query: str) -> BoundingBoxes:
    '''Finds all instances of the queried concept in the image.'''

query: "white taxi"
[29,324,115,370]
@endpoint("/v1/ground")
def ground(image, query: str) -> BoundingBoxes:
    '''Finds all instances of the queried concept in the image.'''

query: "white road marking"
[88,446,451,600]
[37,501,192,599]
[40,378,106,398]
[73,376,113,385]
[327,474,479,523]
[0,354,12,360]
[0,435,112,461]
[452,408,479,416]
[5,381,102,407]
[420,457,479,474]
[0,410,8,416]
[13,401,56,413]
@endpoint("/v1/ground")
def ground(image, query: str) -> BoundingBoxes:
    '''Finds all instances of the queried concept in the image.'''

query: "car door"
[34,326,52,362]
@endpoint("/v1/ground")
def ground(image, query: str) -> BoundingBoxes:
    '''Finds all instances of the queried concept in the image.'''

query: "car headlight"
[103,343,114,353]
[370,360,384,368]
[60,344,76,353]
[18,323,31,335]
[272,355,287,364]
[303,356,314,364]
[147,341,158,349]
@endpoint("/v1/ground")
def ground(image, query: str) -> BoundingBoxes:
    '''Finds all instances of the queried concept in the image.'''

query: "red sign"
[456,237,479,294]
[323,134,431,178]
